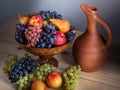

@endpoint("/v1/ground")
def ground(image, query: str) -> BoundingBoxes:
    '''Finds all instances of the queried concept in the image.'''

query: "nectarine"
[47,72,62,89]
[31,80,46,90]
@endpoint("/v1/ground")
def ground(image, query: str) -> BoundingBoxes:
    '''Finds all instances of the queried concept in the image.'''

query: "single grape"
[41,14,48,20]
[45,10,51,18]
[66,31,75,41]
[55,14,62,19]
[39,10,45,15]
[70,25,75,30]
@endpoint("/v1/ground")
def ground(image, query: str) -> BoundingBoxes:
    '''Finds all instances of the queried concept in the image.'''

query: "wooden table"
[0,19,120,90]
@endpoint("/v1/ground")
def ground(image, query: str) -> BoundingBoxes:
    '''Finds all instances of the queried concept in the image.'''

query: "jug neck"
[81,4,99,33]
[86,15,98,33]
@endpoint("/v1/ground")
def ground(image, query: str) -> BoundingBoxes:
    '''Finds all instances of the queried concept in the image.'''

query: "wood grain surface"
[0,19,120,90]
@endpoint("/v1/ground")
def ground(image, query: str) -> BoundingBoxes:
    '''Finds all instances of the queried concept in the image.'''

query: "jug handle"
[97,17,112,48]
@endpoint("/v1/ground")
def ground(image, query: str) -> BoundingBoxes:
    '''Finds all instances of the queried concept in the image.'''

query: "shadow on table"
[107,43,120,69]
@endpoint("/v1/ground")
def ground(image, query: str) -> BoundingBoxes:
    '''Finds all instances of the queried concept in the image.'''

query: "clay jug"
[72,4,112,72]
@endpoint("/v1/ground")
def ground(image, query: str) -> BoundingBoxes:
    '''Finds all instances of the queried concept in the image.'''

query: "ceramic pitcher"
[72,4,112,72]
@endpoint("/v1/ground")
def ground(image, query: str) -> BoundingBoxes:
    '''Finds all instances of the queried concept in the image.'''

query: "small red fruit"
[47,72,62,89]
[31,80,46,90]
[54,31,67,46]
[29,15,43,28]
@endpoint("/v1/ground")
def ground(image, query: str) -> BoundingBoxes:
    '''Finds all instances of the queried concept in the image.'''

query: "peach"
[29,15,43,28]
[47,72,62,89]
[31,80,46,90]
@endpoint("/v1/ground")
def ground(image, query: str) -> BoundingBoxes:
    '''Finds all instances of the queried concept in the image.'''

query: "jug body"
[73,31,108,72]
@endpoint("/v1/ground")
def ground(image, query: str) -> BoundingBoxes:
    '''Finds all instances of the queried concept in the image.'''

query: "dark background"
[0,0,120,39]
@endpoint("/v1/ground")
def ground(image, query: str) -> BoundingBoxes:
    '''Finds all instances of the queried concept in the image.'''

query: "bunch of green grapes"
[62,65,81,90]
[3,55,19,74]
[16,64,56,90]
[16,74,34,90]
[34,64,56,81]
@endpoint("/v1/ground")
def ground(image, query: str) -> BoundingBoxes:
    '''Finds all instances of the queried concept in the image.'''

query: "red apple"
[29,15,43,28]
[31,80,46,90]
[54,31,67,46]
[46,72,62,89]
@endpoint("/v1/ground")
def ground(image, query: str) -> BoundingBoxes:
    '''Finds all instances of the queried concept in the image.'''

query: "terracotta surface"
[72,4,112,72]
[0,19,120,90]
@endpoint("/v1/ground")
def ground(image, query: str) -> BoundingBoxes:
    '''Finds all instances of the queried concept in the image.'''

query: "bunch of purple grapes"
[35,23,57,48]
[39,10,62,20]
[25,26,42,47]
[15,24,28,44]
[8,57,36,83]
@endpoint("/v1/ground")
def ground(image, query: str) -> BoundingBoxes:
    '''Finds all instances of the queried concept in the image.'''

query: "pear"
[50,19,70,33]
[17,14,29,25]
[71,29,76,34]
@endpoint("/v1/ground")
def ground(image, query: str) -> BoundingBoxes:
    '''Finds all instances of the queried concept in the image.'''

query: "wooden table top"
[0,19,120,90]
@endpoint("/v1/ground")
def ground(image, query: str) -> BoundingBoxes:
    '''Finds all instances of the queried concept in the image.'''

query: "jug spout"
[80,4,99,33]
[80,4,98,16]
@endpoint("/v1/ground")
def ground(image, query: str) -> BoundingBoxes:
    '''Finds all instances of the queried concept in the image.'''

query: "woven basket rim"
[20,41,72,50]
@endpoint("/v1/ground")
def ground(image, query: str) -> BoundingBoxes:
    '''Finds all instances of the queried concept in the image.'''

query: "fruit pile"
[3,54,57,90]
[3,54,81,90]
[15,10,76,48]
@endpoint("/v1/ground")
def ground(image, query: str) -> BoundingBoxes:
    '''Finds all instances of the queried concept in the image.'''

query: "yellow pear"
[50,19,70,33]
[18,14,29,25]
[71,29,76,34]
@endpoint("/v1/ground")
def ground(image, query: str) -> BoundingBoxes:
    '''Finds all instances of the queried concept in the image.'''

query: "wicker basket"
[20,41,72,66]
